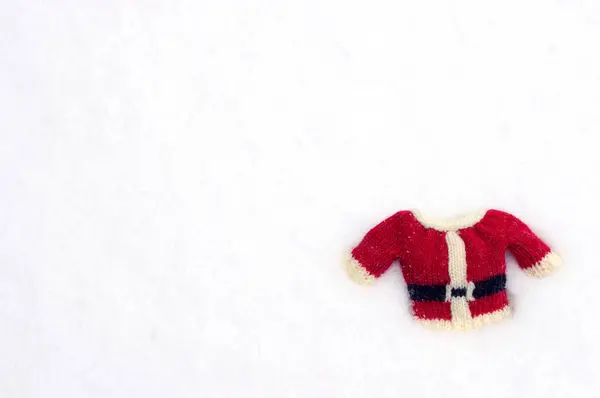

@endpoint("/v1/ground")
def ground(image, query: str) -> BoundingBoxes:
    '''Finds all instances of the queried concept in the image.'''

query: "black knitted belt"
[407,274,506,302]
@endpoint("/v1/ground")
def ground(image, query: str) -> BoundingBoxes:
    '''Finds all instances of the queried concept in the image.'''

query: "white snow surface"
[1,1,600,397]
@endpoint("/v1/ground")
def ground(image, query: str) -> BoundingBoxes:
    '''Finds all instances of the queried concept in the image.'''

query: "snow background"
[1,1,600,397]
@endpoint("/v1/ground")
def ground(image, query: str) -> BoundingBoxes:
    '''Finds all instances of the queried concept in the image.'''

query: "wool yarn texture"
[347,209,562,330]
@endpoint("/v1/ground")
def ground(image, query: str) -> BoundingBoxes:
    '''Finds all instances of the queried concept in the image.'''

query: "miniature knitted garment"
[347,209,562,330]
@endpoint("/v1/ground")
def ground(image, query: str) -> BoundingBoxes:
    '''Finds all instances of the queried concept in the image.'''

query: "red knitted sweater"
[347,209,561,330]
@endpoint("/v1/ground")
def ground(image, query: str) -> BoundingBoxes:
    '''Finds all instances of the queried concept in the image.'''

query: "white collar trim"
[411,209,488,231]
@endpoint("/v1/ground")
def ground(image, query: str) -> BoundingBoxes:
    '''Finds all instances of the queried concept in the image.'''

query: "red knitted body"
[349,209,560,330]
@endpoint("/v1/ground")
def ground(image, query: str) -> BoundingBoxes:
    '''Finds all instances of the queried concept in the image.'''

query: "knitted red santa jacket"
[347,209,561,330]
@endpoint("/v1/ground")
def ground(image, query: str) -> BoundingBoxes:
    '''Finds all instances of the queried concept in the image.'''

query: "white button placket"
[445,231,473,326]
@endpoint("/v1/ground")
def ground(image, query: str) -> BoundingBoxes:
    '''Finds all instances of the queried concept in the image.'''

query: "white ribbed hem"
[416,307,511,331]
[411,209,487,232]
[345,256,375,285]
[523,252,562,278]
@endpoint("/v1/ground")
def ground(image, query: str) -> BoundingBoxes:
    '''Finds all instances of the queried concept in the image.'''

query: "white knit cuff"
[345,256,375,285]
[523,252,562,278]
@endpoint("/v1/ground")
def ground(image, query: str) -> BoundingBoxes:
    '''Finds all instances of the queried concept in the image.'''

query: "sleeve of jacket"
[346,211,406,285]
[491,210,562,278]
